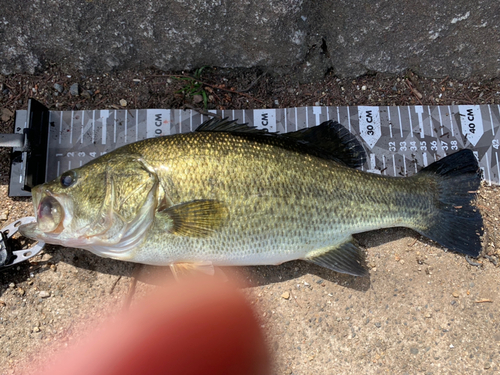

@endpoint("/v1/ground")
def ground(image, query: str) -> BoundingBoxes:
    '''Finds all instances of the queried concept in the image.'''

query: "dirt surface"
[1,67,500,374]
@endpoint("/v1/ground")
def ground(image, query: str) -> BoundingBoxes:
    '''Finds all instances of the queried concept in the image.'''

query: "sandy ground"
[0,68,499,374]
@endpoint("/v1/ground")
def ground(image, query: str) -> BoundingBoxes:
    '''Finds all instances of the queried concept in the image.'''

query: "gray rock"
[0,1,499,80]
[53,83,63,93]
[69,83,79,96]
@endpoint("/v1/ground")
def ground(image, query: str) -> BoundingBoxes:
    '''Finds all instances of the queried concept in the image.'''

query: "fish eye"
[60,170,77,188]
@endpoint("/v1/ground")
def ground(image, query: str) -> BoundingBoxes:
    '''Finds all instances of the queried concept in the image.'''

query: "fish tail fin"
[415,149,483,257]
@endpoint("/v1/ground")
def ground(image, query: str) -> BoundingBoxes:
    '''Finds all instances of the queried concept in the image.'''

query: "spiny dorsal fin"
[195,117,268,134]
[305,238,368,276]
[161,199,228,237]
[196,118,366,169]
[284,121,366,169]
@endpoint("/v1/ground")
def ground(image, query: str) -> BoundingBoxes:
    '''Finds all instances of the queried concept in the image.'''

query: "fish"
[19,118,483,277]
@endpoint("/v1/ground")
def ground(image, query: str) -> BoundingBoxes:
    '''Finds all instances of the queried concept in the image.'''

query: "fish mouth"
[36,195,65,233]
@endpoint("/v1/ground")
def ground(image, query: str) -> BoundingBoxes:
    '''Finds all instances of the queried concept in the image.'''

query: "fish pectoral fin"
[305,239,368,277]
[161,200,228,237]
[170,261,215,280]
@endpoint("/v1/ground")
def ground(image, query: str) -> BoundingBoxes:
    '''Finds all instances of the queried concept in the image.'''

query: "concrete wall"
[1,0,498,80]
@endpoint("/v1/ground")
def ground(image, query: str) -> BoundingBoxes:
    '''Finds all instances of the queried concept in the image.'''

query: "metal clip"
[0,217,45,268]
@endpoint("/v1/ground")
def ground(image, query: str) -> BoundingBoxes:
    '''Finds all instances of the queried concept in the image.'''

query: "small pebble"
[69,83,80,96]
[17,288,25,296]
[120,99,127,107]
[8,283,14,288]
[54,83,63,93]
[81,90,92,99]
[33,327,40,333]
[281,291,290,300]
[410,347,419,355]
[484,362,491,369]
[39,291,50,298]
[452,291,459,298]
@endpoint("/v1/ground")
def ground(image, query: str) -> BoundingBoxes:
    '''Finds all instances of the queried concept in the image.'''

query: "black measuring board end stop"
[8,99,50,197]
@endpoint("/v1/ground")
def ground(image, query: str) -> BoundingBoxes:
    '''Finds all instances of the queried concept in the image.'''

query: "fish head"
[20,154,159,255]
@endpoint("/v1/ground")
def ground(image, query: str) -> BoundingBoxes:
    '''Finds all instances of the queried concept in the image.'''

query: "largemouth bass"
[20,119,483,276]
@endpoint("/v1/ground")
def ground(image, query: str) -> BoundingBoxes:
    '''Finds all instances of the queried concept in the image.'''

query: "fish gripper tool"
[0,217,45,268]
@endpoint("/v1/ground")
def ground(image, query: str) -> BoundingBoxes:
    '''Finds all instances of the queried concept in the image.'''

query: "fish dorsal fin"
[160,199,229,237]
[284,120,366,169]
[195,117,268,135]
[196,118,366,168]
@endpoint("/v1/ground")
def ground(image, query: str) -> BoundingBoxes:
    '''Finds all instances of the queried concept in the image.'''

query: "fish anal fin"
[305,239,368,277]
[161,200,228,237]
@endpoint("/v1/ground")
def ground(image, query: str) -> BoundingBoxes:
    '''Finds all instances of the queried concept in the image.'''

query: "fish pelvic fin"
[305,238,368,277]
[161,199,229,237]
[415,149,483,257]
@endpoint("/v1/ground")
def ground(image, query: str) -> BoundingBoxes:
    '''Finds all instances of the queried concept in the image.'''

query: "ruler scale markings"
[448,106,454,136]
[397,107,403,137]
[407,106,413,136]
[113,110,117,143]
[57,161,60,177]
[101,110,108,145]
[124,110,128,142]
[497,104,500,136]
[92,111,95,143]
[388,107,393,138]
[59,111,63,144]
[313,106,322,126]
[427,106,434,137]
[70,111,74,144]
[80,111,84,144]
[13,104,500,194]
[496,152,500,184]
[242,111,245,123]
[347,106,351,132]
[135,109,139,141]
[438,106,444,135]
[485,152,492,186]
[179,109,182,133]
[294,107,298,130]
[488,105,495,136]
[415,106,424,138]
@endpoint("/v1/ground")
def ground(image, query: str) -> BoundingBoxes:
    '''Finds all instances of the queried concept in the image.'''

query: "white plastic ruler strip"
[14,105,500,185]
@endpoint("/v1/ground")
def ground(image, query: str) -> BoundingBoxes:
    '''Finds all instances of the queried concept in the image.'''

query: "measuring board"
[10,103,500,196]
